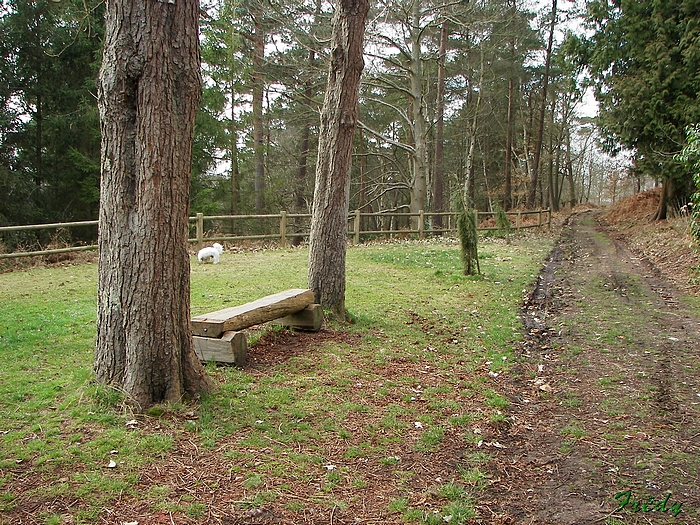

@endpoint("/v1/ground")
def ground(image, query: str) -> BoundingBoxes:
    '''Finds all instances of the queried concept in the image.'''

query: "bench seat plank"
[191,288,315,337]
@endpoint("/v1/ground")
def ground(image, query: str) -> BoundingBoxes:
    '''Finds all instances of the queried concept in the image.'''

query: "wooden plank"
[193,331,247,365]
[271,304,323,331]
[191,288,315,337]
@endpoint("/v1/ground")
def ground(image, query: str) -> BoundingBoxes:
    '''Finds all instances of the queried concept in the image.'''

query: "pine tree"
[95,0,213,407]
[0,0,104,228]
[308,0,369,320]
[457,207,480,276]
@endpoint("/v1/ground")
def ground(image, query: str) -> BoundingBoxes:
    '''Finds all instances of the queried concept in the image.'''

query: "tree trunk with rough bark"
[95,0,213,409]
[293,0,321,245]
[504,74,514,211]
[526,0,557,209]
[252,17,265,210]
[465,48,484,206]
[308,0,369,321]
[408,0,428,229]
[433,20,448,232]
[565,122,576,208]
[652,177,672,220]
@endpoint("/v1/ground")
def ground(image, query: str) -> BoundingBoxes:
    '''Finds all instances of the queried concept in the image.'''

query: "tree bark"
[526,0,557,209]
[252,16,265,210]
[95,0,213,408]
[652,176,672,220]
[465,48,484,207]
[293,0,321,245]
[408,0,428,230]
[546,99,558,211]
[308,0,369,321]
[230,100,241,215]
[433,21,448,231]
[565,122,576,208]
[504,74,514,211]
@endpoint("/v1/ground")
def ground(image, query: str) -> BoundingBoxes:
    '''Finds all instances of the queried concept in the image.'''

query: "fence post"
[538,209,543,229]
[354,209,361,244]
[196,213,204,251]
[548,208,552,231]
[517,211,521,231]
[419,210,425,238]
[280,211,287,248]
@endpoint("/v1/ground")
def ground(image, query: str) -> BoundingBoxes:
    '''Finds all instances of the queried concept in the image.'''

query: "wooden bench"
[191,288,323,365]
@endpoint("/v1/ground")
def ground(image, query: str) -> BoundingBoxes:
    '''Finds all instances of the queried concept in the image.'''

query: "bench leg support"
[193,330,247,365]
[272,304,323,332]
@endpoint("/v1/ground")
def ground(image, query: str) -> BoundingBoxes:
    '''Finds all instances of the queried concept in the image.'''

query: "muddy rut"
[478,210,700,525]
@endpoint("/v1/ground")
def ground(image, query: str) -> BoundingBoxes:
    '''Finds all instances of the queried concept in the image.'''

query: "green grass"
[0,235,552,523]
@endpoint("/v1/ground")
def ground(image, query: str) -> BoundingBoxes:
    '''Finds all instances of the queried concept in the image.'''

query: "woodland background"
[2,0,698,248]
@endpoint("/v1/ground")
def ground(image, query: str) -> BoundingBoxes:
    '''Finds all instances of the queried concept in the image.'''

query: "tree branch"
[358,121,415,154]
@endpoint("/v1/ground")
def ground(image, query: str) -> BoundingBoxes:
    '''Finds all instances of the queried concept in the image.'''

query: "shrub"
[494,204,512,240]
[677,125,700,241]
[457,207,480,275]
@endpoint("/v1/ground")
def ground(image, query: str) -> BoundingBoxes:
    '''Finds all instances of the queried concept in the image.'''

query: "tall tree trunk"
[519,96,534,206]
[230,100,241,215]
[651,177,672,220]
[409,0,428,230]
[252,17,265,210]
[526,0,557,209]
[433,20,448,232]
[35,93,43,188]
[546,144,553,210]
[95,0,213,408]
[358,126,373,232]
[555,140,563,208]
[296,93,313,209]
[503,4,516,211]
[293,0,321,245]
[565,123,576,208]
[293,120,311,243]
[34,19,44,189]
[547,99,558,211]
[504,74,514,211]
[308,0,369,320]
[465,48,484,206]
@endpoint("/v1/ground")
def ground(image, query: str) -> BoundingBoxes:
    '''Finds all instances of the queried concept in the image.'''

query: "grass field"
[0,235,552,524]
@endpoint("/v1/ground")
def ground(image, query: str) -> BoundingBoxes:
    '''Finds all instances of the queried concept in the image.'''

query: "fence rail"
[0,209,551,260]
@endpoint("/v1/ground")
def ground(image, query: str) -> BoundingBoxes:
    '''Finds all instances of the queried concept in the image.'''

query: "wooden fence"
[0,209,551,260]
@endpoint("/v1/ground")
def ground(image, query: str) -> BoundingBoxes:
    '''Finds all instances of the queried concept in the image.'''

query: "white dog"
[197,243,224,264]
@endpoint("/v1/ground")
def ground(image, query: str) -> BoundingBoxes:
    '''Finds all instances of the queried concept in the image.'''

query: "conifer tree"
[577,0,700,218]
[457,206,480,276]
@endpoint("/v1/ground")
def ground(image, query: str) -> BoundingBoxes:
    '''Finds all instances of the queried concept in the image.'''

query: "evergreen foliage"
[677,125,700,242]
[0,0,635,234]
[494,204,512,240]
[457,207,480,276]
[574,0,700,211]
[0,0,104,233]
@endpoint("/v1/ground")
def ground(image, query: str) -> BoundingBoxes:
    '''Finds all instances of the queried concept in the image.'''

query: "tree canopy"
[573,0,700,217]
[4,0,692,244]
[0,0,103,230]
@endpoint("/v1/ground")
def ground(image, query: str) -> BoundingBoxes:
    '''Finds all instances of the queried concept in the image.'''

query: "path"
[479,210,700,525]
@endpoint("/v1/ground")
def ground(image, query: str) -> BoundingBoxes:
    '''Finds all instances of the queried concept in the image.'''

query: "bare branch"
[364,75,414,101]
[358,121,415,154]
[362,96,411,126]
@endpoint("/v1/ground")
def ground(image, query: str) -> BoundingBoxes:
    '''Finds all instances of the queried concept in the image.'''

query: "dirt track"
[480,210,700,525]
